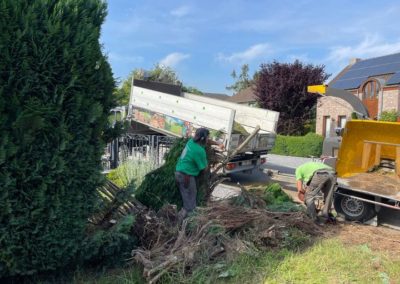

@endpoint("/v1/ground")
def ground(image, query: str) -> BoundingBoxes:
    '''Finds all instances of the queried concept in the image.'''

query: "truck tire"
[334,191,376,222]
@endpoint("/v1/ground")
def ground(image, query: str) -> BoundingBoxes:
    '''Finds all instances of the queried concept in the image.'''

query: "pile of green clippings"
[135,139,188,210]
[135,138,216,211]
[249,183,303,212]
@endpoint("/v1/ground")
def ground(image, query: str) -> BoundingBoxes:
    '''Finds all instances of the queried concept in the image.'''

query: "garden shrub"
[0,0,114,277]
[107,157,158,190]
[271,133,323,157]
[80,215,137,268]
[379,109,399,122]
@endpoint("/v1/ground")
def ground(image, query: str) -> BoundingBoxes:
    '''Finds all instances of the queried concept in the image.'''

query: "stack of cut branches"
[131,195,321,283]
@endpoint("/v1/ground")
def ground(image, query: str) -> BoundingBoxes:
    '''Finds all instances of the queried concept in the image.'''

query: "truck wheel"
[334,192,376,222]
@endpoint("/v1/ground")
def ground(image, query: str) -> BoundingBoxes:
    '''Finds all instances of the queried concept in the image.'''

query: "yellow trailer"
[308,85,400,222]
[334,120,400,221]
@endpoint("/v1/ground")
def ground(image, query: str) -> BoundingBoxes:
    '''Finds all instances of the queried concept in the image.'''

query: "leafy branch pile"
[130,189,321,283]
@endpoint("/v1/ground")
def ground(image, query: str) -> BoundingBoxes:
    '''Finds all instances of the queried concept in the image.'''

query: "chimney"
[349,58,361,65]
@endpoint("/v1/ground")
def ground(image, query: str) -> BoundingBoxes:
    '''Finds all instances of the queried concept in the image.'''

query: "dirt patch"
[324,222,400,258]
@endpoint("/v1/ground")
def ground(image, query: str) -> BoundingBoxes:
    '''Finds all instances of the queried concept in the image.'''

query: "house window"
[362,80,380,100]
[338,115,347,128]
[323,116,331,137]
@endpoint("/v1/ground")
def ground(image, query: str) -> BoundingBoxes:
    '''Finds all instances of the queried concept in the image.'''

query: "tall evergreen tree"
[0,0,115,277]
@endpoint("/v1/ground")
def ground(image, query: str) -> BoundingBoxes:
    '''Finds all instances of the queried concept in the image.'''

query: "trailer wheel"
[334,192,376,222]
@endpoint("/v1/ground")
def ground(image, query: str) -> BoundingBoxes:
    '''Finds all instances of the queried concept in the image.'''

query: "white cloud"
[159,52,190,68]
[327,35,400,64]
[217,43,272,64]
[286,53,311,63]
[108,52,143,63]
[170,5,191,17]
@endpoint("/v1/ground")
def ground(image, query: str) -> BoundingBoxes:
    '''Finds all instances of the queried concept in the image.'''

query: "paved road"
[226,154,312,190]
[262,154,313,175]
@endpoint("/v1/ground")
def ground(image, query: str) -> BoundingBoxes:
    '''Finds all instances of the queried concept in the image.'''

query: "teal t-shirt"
[295,162,332,183]
[176,139,208,176]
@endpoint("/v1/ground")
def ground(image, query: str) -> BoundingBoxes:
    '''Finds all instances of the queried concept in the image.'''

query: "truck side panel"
[129,85,236,135]
[183,92,279,133]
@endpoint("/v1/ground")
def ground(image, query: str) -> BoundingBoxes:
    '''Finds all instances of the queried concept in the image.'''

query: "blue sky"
[102,0,400,95]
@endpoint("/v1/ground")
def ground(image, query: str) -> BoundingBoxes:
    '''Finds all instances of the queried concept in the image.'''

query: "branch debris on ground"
[93,138,323,283]
[130,189,321,283]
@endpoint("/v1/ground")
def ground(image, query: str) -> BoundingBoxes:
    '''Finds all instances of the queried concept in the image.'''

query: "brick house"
[316,53,400,137]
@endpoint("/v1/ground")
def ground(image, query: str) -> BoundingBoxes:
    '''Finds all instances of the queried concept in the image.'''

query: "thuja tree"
[254,60,330,135]
[0,0,114,277]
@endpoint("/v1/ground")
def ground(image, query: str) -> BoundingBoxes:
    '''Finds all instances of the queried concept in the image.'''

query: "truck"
[308,85,400,223]
[127,79,280,174]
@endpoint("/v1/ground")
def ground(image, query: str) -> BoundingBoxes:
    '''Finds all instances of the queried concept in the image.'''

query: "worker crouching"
[295,161,337,224]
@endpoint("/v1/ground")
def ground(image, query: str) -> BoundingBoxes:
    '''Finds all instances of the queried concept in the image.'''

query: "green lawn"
[264,239,400,284]
[74,238,400,284]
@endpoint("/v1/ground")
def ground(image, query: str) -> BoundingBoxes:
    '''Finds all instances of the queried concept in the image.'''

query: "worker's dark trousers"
[305,170,336,220]
[175,171,197,214]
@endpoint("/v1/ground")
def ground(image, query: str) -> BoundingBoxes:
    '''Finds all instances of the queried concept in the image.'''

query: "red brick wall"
[316,96,353,136]
[382,88,400,113]
[316,87,400,134]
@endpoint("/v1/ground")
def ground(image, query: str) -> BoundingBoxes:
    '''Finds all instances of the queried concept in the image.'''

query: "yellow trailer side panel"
[336,120,400,177]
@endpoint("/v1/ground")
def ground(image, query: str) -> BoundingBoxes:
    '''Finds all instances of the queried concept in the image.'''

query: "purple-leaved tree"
[254,60,330,135]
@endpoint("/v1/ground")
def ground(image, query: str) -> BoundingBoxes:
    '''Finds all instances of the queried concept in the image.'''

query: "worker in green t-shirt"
[175,128,210,219]
[295,161,336,223]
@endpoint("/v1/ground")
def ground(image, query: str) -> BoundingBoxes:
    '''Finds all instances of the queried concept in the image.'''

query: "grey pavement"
[261,154,313,175]
[226,154,313,190]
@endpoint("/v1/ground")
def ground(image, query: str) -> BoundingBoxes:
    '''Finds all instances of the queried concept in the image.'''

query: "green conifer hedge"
[0,0,114,277]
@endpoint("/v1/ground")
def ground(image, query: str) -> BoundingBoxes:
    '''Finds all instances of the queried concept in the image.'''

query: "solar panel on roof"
[330,77,366,89]
[353,53,400,68]
[345,63,400,78]
[386,72,400,85]
[331,52,400,89]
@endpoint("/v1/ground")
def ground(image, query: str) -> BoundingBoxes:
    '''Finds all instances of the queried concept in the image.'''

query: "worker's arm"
[296,180,305,202]
[296,180,304,192]
[207,138,225,150]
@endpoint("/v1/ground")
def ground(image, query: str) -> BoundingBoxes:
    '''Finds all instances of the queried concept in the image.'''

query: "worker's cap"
[194,128,210,142]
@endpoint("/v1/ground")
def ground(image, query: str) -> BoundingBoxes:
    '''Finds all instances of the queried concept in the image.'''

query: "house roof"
[228,86,257,103]
[330,52,400,89]
[202,92,231,100]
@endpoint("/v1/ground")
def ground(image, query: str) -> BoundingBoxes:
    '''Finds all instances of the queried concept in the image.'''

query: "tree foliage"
[0,0,114,277]
[254,60,330,135]
[226,64,253,93]
[115,64,186,105]
[182,85,203,96]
